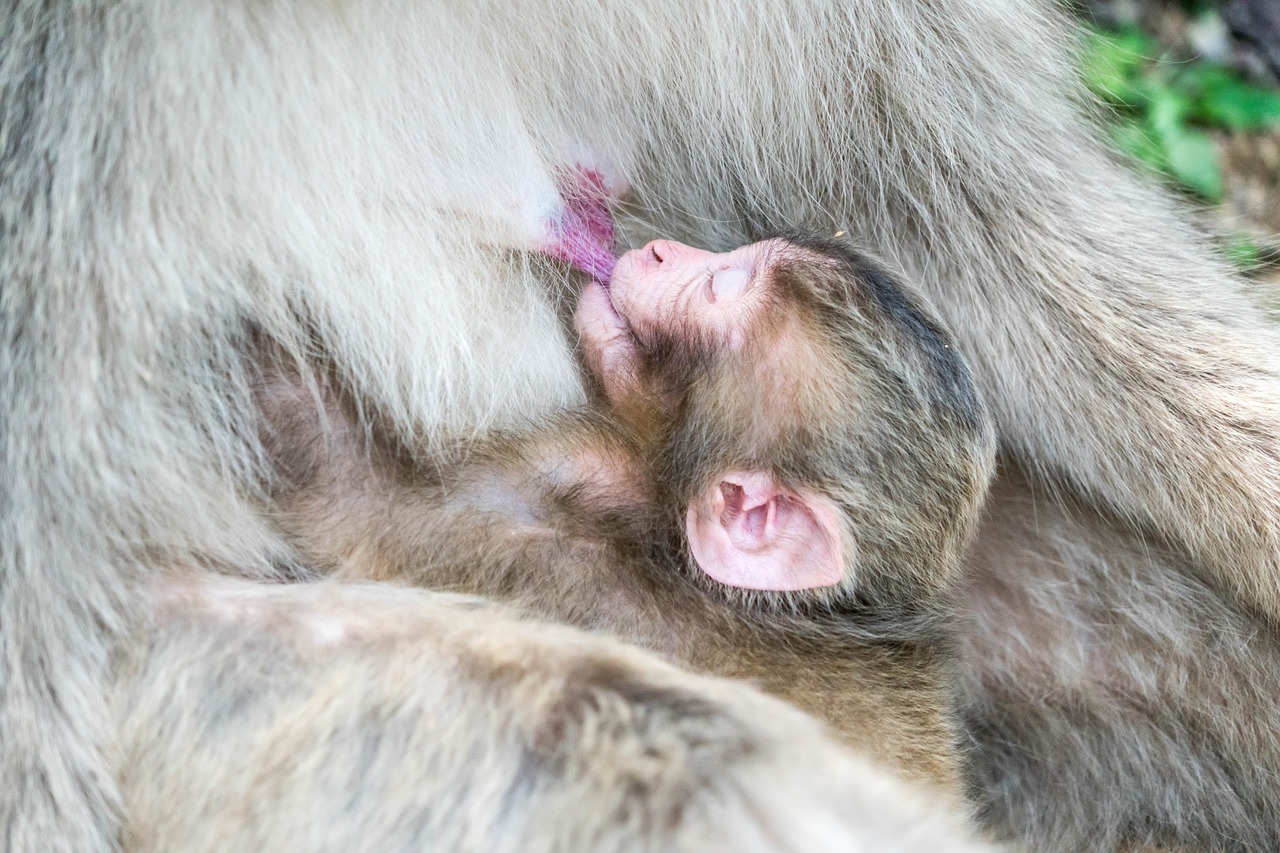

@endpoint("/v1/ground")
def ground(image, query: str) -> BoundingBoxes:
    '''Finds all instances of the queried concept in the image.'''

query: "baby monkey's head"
[575,232,995,615]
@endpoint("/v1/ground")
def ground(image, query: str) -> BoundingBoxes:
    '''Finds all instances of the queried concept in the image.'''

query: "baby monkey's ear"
[685,472,845,591]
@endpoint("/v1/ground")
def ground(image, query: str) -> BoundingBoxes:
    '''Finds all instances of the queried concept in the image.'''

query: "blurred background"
[1071,0,1280,287]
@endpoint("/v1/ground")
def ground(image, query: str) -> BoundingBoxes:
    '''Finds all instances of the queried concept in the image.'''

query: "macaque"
[956,474,1280,852]
[260,233,996,795]
[113,576,997,853]
[6,0,1280,850]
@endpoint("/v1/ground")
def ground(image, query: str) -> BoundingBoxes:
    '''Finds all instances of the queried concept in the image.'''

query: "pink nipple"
[542,166,619,283]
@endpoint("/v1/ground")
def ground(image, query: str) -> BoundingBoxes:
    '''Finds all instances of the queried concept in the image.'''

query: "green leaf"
[1079,26,1157,109]
[1075,20,1280,202]
[1155,120,1222,200]
[1139,88,1221,200]
[1178,66,1280,130]
[1110,118,1168,171]
[1224,234,1262,270]
[1147,87,1191,134]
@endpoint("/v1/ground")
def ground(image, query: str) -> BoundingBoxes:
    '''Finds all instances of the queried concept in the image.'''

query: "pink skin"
[575,239,778,407]
[542,166,618,281]
[574,238,846,593]
[685,473,845,592]
[610,239,771,349]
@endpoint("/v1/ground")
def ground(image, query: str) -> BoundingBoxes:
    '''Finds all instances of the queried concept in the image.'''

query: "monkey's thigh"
[958,473,1280,851]
[111,577,991,853]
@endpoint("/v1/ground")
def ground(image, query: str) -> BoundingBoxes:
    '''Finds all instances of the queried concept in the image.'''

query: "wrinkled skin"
[577,239,780,409]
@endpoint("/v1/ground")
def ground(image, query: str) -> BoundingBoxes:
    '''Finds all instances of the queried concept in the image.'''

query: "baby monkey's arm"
[255,346,664,635]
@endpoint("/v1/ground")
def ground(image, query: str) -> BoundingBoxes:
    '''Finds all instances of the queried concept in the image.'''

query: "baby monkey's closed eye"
[577,231,995,612]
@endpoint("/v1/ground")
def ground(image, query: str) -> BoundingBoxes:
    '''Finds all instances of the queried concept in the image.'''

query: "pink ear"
[684,472,845,591]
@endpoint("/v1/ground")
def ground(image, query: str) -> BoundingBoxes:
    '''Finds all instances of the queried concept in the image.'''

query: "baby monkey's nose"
[645,240,670,264]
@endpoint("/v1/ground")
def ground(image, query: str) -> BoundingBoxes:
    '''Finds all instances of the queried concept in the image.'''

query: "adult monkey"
[3,0,1280,851]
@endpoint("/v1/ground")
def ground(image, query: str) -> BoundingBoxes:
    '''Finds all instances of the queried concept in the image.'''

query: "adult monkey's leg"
[115,578,996,853]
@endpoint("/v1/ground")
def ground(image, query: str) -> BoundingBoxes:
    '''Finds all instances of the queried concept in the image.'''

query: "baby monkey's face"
[574,237,856,595]
[574,238,791,413]
[608,239,772,348]
[573,234,994,605]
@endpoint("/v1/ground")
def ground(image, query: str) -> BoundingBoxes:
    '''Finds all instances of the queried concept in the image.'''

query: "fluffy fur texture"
[255,235,997,798]
[959,471,1280,851]
[116,577,994,852]
[3,0,1280,850]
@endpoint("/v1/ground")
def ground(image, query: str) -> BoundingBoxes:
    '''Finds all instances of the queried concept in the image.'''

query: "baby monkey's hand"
[574,280,644,411]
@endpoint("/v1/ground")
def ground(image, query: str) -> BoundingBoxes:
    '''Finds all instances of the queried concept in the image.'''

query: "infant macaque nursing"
[262,231,995,792]
[573,233,995,609]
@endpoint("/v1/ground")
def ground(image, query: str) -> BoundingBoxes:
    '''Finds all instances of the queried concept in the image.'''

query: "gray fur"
[3,0,1280,850]
[958,471,1280,851]
[116,578,994,852]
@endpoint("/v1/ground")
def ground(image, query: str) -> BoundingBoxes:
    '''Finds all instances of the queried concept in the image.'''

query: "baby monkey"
[263,231,996,794]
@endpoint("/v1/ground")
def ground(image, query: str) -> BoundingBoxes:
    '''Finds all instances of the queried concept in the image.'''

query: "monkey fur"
[257,235,996,800]
[4,1,1280,850]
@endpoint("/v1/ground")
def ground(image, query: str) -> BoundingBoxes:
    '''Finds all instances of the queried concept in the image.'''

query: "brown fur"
[5,0,1280,849]
[956,468,1280,851]
[260,240,995,797]
[114,576,994,852]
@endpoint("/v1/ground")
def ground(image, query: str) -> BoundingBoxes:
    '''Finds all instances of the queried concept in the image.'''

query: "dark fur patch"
[770,229,984,430]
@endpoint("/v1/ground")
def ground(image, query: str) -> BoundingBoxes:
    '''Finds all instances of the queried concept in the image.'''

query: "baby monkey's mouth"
[602,282,640,346]
[598,263,636,334]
